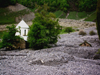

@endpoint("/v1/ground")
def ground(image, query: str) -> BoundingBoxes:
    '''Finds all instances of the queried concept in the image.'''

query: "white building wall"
[15,28,29,41]
[21,28,29,36]
[26,29,29,36]
[21,28,24,36]
[20,28,29,41]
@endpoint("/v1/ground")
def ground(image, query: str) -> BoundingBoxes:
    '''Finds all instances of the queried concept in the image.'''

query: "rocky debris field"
[59,19,96,30]
[0,26,100,75]
[0,19,96,31]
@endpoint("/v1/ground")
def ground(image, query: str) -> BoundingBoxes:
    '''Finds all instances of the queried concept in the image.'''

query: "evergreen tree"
[28,4,62,49]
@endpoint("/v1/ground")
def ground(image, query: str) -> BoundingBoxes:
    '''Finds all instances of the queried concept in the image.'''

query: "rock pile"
[0,19,96,31]
[59,19,96,29]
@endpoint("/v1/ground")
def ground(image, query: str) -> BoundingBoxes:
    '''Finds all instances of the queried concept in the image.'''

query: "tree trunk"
[96,0,100,40]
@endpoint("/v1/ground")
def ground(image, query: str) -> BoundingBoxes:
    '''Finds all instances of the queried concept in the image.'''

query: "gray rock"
[0,26,100,75]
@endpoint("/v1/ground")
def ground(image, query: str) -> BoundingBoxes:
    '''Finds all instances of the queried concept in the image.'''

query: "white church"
[15,20,29,41]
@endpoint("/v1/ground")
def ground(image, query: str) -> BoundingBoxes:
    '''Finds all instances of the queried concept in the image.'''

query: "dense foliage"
[0,0,16,7]
[28,4,62,49]
[16,0,97,12]
[17,0,69,12]
[0,25,22,49]
[96,0,100,40]
[79,0,97,11]
[0,0,97,12]
[64,27,75,33]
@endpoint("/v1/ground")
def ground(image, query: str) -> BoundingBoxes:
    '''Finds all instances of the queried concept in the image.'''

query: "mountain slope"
[0,3,35,25]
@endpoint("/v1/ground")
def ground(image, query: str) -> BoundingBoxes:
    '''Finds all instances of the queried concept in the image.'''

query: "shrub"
[28,22,49,49]
[89,30,96,35]
[0,25,22,49]
[64,27,74,33]
[28,4,61,50]
[79,30,87,36]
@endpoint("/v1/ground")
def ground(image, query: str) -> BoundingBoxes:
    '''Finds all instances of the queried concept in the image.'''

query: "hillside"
[54,11,96,22]
[0,0,97,24]
[0,4,96,25]
[0,3,35,24]
[16,0,97,21]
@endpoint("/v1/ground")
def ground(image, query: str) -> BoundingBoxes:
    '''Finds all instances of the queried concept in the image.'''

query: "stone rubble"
[0,19,96,31]
[0,26,100,75]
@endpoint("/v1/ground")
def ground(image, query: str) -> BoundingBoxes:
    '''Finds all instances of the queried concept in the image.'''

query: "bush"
[28,22,49,49]
[79,30,87,36]
[89,30,96,35]
[28,4,61,50]
[0,25,22,49]
[64,27,74,33]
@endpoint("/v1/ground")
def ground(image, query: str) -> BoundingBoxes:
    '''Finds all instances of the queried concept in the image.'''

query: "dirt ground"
[0,26,100,75]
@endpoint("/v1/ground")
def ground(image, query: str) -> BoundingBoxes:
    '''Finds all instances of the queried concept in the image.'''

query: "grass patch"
[67,11,78,19]
[0,8,30,24]
[60,12,66,18]
[60,29,66,34]
[54,10,66,18]
[67,11,94,20]
[84,11,96,21]
[54,10,63,18]
[78,11,88,18]
[60,27,75,34]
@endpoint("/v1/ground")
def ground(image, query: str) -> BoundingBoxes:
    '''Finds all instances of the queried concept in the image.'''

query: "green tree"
[59,0,69,12]
[96,0,100,40]
[79,0,97,11]
[0,25,22,49]
[28,4,62,49]
[16,0,69,12]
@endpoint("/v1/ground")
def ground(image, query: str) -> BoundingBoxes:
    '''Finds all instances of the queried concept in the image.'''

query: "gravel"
[0,26,100,75]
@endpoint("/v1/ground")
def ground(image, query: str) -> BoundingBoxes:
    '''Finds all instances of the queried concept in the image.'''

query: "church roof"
[16,20,29,28]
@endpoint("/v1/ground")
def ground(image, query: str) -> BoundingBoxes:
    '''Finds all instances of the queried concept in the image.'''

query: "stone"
[93,54,100,59]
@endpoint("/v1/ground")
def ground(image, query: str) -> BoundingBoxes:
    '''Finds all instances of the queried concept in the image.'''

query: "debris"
[79,41,92,47]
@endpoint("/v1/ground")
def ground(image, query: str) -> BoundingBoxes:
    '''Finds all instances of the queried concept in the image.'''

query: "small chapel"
[15,20,29,49]
[15,19,29,41]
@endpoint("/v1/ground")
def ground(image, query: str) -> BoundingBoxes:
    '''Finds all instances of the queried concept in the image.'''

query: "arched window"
[24,30,26,36]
